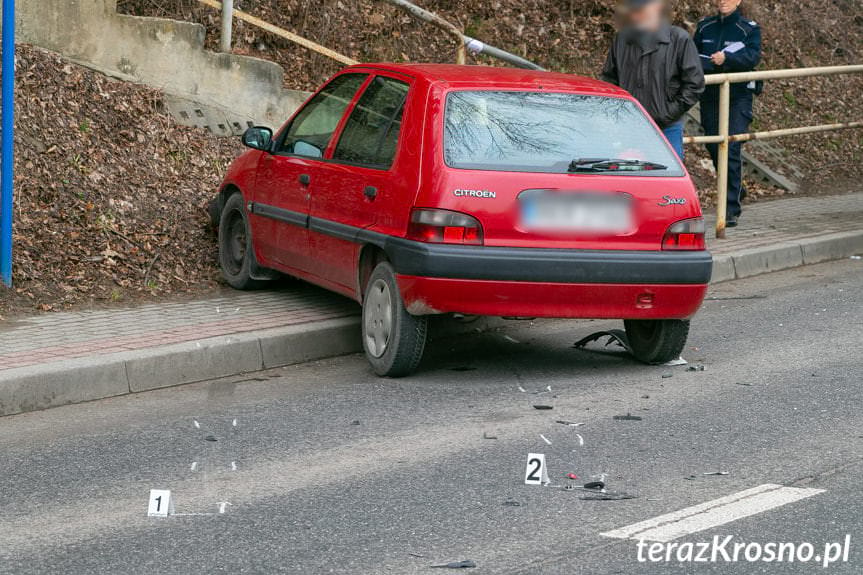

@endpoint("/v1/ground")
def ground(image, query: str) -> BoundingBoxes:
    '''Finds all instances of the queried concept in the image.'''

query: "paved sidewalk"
[706,192,863,255]
[1,191,861,416]
[0,285,357,370]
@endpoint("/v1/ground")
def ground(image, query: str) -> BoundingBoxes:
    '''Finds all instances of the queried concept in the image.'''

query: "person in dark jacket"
[694,0,761,227]
[601,0,704,158]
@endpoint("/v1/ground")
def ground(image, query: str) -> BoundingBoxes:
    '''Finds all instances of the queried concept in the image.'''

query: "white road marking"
[601,484,824,542]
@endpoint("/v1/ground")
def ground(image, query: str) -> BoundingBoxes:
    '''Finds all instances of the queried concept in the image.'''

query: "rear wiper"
[568,158,668,172]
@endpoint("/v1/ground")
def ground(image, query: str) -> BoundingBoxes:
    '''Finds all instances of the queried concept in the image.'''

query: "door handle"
[363,186,378,200]
[298,174,311,186]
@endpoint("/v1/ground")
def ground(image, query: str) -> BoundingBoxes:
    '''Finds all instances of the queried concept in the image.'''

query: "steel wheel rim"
[224,209,246,275]
[364,278,393,358]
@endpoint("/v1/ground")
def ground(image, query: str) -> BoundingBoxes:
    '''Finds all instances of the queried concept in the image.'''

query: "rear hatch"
[424,90,702,251]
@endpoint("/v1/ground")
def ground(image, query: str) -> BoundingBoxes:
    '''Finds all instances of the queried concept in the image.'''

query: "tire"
[362,262,428,377]
[218,192,270,290]
[624,319,690,365]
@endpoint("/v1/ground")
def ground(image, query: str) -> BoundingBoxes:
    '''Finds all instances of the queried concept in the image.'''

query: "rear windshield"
[443,91,683,176]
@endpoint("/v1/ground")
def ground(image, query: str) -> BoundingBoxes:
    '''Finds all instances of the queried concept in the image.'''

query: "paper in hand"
[723,41,746,54]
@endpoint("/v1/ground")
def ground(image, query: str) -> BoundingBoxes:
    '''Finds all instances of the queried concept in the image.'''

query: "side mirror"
[242,126,273,151]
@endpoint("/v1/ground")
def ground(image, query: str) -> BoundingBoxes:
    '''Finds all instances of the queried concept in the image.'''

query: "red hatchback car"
[211,64,712,376]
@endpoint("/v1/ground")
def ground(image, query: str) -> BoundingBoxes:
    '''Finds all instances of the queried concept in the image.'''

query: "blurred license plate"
[520,193,632,233]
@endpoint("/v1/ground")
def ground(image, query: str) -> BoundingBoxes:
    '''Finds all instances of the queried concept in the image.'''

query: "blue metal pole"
[0,0,14,287]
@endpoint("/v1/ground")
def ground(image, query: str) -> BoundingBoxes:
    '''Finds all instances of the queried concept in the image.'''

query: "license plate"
[520,192,632,233]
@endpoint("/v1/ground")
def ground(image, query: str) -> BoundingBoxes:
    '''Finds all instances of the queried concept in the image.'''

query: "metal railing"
[382,0,544,70]
[199,0,358,65]
[684,64,863,238]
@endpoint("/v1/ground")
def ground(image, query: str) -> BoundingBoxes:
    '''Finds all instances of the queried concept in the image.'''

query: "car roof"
[345,63,627,96]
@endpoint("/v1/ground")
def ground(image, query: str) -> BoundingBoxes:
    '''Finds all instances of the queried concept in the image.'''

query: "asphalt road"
[1,258,862,574]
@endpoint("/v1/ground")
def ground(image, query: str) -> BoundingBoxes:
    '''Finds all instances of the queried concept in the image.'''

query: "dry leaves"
[2,45,242,316]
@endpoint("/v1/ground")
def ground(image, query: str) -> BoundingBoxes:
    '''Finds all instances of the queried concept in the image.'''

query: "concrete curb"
[710,230,863,283]
[1,230,861,416]
[0,317,360,416]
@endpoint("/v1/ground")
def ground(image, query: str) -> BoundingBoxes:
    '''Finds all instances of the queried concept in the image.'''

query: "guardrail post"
[220,0,233,53]
[715,80,730,239]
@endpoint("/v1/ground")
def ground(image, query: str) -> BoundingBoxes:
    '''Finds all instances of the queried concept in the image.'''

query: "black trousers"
[700,94,753,218]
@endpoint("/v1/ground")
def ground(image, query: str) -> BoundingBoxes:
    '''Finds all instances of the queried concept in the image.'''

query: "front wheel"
[218,192,270,290]
[362,262,428,377]
[624,319,690,364]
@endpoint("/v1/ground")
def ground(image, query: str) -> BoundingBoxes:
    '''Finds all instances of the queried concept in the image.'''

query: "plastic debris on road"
[573,329,632,354]
[663,357,688,366]
[687,365,706,371]
[556,420,585,427]
[533,405,553,410]
[431,560,477,569]
[613,413,642,421]
[581,491,637,501]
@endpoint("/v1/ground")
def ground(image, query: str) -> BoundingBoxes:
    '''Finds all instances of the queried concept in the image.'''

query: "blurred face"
[628,0,664,30]
[715,0,742,16]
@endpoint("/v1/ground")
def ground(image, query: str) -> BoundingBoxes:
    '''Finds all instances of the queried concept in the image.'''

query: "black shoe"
[726,215,738,228]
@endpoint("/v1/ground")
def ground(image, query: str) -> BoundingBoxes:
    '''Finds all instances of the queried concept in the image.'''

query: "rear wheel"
[624,319,690,364]
[362,262,428,377]
[218,192,269,290]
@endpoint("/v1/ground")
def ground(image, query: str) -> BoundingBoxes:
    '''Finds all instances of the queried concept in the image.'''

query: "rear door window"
[332,76,409,169]
[443,91,683,176]
[278,73,368,158]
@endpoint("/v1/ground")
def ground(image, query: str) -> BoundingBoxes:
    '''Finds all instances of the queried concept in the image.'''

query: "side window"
[332,76,409,169]
[279,73,368,157]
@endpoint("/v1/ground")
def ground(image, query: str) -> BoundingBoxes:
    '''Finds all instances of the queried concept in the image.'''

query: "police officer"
[694,0,761,227]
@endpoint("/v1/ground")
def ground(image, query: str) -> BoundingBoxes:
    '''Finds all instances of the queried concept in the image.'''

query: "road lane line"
[601,484,824,542]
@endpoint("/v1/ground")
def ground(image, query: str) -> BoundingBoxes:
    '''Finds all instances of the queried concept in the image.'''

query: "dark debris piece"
[350,420,361,425]
[687,365,706,372]
[573,329,632,353]
[581,491,637,501]
[533,405,554,410]
[204,435,218,442]
[502,500,522,507]
[583,480,605,490]
[483,431,498,439]
[613,413,642,421]
[431,560,477,569]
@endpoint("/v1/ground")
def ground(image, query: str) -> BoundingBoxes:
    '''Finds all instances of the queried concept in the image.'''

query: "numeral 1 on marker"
[147,489,175,517]
[525,453,550,485]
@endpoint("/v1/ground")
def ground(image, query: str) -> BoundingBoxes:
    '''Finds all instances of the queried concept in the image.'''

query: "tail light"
[662,217,706,250]
[407,208,483,245]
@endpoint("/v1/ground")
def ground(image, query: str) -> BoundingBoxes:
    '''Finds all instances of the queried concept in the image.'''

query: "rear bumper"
[385,239,713,285]
[386,242,711,318]
[397,276,708,319]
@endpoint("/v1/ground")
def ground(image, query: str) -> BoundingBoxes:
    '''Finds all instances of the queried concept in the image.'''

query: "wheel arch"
[209,183,244,229]
[357,244,389,302]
